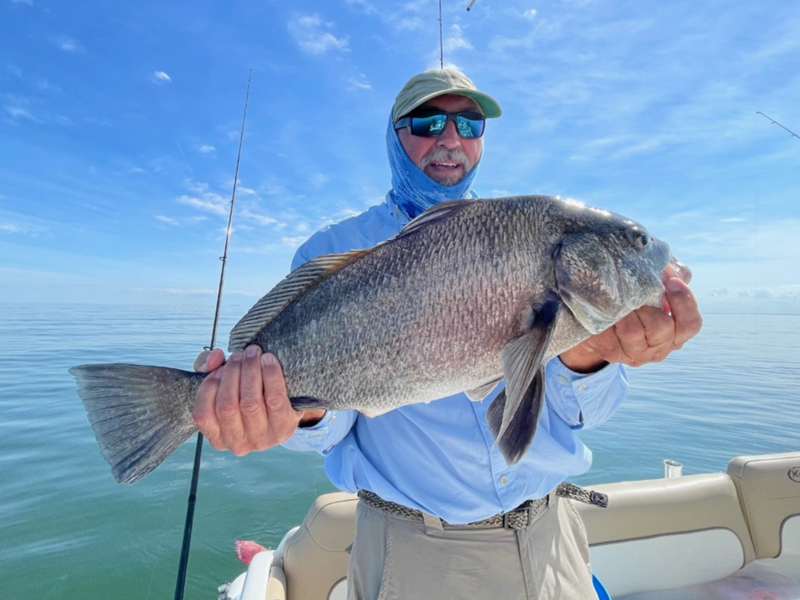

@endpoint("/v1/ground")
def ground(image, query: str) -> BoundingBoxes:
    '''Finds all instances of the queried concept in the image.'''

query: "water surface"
[0,304,797,599]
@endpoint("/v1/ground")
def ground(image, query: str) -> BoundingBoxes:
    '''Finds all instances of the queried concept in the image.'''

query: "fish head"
[553,212,671,335]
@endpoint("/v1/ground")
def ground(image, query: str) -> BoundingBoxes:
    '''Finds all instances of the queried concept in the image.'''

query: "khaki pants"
[347,493,595,600]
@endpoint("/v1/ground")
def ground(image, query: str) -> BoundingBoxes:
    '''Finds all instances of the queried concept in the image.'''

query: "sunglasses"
[394,110,486,138]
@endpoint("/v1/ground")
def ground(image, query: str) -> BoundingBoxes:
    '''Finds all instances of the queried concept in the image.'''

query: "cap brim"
[395,89,503,121]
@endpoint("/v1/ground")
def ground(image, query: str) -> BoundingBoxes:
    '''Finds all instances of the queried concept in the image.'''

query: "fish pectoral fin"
[465,378,501,402]
[484,368,545,465]
[290,396,326,411]
[495,299,560,444]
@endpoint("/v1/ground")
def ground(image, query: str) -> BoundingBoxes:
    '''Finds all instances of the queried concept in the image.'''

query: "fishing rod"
[174,69,253,600]
[438,0,479,69]
[438,0,444,69]
[756,111,799,141]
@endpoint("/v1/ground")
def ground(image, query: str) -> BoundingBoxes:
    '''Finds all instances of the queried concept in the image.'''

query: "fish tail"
[69,363,205,484]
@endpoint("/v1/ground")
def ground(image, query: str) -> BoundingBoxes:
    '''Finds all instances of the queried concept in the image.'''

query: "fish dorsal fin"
[397,199,477,239]
[228,249,368,351]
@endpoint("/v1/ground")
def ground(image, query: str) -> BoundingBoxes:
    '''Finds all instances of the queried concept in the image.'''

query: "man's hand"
[559,277,702,373]
[193,345,325,456]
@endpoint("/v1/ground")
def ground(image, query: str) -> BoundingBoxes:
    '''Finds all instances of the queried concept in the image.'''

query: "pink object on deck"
[235,540,268,565]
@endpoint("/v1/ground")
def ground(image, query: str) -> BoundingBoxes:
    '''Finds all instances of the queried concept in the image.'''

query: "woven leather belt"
[358,483,607,532]
[358,490,546,530]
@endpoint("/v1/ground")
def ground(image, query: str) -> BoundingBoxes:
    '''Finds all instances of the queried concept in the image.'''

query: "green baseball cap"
[392,69,503,123]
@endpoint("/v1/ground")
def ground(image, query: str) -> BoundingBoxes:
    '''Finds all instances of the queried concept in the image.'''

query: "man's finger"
[261,353,302,444]
[612,311,650,365]
[194,348,226,372]
[193,368,223,447]
[239,345,271,450]
[216,351,247,454]
[635,306,676,348]
[664,278,702,346]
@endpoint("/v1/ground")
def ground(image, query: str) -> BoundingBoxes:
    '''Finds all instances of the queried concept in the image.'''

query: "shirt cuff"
[545,359,629,430]
[280,410,357,454]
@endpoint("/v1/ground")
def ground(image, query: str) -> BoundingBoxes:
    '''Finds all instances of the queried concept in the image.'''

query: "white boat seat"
[727,452,800,559]
[578,451,800,598]
[262,452,800,600]
[270,492,357,600]
[576,473,754,597]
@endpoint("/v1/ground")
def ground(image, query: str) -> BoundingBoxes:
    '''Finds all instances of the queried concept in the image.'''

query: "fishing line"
[173,69,253,600]
[175,140,196,180]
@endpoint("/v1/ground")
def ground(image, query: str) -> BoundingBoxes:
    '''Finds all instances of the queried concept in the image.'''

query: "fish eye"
[625,227,649,249]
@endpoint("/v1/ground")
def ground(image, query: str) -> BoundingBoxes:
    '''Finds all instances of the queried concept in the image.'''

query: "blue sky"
[1,0,799,314]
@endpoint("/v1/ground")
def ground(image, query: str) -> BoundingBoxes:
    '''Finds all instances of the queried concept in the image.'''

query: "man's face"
[397,94,484,186]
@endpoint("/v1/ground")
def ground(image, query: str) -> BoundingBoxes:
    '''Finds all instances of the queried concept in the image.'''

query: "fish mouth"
[663,255,692,284]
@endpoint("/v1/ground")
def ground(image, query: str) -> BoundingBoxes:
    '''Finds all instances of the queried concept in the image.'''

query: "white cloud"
[288,14,349,55]
[57,37,79,52]
[155,214,207,226]
[523,9,537,19]
[139,286,256,297]
[444,24,473,54]
[187,181,210,194]
[346,74,372,91]
[5,105,38,122]
[0,218,45,235]
[152,71,172,84]
[240,209,279,226]
[308,172,329,189]
[393,16,425,31]
[161,287,217,295]
[706,285,800,300]
[178,194,228,216]
[281,236,310,248]
[34,78,61,93]
[345,0,376,14]
[197,144,215,153]
[721,217,746,223]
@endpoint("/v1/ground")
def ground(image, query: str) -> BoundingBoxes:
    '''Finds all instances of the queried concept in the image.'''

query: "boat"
[218,451,800,599]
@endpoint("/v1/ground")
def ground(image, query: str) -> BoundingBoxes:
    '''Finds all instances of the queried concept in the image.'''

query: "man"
[194,69,702,598]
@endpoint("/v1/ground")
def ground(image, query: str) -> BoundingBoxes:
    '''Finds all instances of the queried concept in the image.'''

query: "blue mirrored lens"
[456,115,483,138]
[411,114,447,136]
[409,112,484,138]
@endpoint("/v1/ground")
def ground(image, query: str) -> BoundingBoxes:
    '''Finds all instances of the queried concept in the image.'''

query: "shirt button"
[500,475,509,485]
[329,415,336,423]
[577,384,587,391]
[558,375,568,383]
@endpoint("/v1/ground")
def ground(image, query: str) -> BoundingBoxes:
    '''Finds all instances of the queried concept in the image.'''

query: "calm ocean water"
[0,303,798,599]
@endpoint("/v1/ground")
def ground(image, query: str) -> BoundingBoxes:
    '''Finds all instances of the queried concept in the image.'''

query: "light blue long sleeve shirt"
[282,194,628,524]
